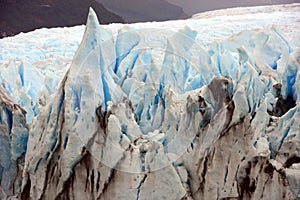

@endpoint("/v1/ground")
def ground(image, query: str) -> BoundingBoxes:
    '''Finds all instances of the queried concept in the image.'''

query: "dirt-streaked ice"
[0,4,299,200]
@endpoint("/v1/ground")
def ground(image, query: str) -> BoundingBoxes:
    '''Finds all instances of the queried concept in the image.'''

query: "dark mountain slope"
[98,0,187,22]
[166,0,299,16]
[0,0,124,38]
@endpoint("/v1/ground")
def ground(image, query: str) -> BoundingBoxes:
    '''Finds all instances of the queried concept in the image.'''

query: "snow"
[0,4,300,199]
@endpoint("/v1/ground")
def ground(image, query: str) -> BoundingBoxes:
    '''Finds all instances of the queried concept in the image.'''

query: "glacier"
[0,3,300,200]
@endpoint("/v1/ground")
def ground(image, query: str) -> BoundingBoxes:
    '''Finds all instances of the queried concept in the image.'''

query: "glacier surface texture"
[0,4,300,200]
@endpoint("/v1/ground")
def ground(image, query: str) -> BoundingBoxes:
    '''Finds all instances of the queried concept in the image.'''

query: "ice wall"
[0,4,299,200]
[20,8,300,200]
[0,86,28,199]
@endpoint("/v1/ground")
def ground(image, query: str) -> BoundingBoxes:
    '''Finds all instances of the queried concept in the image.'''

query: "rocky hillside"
[98,0,187,22]
[0,0,124,38]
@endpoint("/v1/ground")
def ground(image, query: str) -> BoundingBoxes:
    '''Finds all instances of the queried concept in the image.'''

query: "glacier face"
[0,4,300,200]
[0,85,28,199]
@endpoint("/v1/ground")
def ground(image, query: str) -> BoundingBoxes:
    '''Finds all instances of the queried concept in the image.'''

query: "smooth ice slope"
[0,4,299,200]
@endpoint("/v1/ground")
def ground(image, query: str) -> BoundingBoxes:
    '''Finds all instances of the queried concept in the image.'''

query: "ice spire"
[72,8,102,67]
